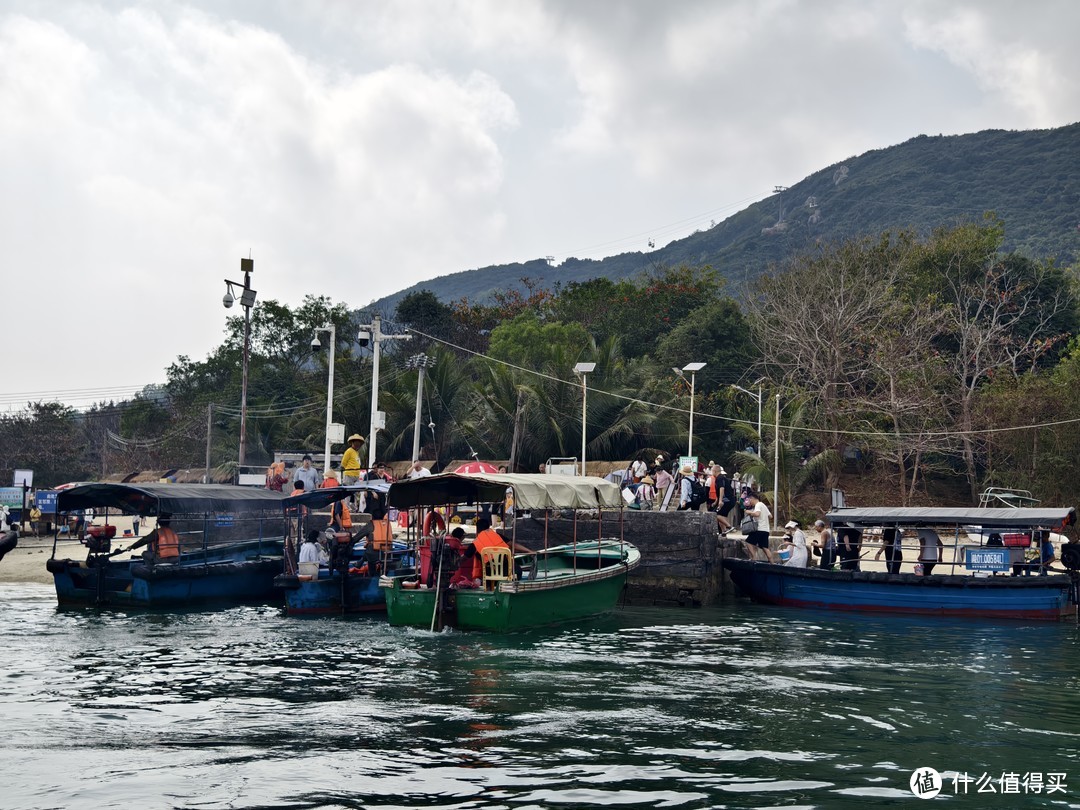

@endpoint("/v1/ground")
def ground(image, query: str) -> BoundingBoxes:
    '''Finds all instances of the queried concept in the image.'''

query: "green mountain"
[369,122,1080,314]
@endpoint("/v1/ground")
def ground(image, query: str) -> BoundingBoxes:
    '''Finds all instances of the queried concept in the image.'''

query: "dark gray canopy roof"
[281,481,391,511]
[57,483,288,516]
[826,506,1076,529]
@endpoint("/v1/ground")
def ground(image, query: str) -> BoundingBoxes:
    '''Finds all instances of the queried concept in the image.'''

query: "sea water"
[3,582,1080,808]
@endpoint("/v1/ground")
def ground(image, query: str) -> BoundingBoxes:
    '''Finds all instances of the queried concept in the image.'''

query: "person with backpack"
[678,465,708,511]
[677,464,695,510]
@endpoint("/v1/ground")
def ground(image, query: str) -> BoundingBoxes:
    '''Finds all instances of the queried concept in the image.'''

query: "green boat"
[379,472,640,632]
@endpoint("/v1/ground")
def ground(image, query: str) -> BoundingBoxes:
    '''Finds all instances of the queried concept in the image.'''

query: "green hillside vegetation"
[369,123,1080,314]
[5,218,1080,520]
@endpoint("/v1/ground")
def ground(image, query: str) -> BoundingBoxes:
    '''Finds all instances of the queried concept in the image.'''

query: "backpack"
[687,477,707,508]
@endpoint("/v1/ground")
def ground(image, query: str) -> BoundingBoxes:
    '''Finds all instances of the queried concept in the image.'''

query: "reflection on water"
[3,582,1080,808]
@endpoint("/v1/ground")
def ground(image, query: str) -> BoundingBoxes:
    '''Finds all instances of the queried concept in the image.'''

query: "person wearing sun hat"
[341,433,366,485]
[677,464,695,509]
[636,475,656,509]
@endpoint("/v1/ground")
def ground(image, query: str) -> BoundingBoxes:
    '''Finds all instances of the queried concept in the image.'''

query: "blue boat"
[724,505,1080,621]
[274,483,415,616]
[47,483,287,607]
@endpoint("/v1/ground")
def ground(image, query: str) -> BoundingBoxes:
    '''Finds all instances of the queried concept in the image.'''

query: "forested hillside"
[369,123,1080,313]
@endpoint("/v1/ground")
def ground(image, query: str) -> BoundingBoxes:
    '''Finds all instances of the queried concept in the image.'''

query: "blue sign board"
[965,547,1011,572]
[214,514,235,528]
[35,491,59,514]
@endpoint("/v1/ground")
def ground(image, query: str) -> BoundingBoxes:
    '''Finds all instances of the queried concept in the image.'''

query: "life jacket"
[332,500,352,529]
[157,526,181,558]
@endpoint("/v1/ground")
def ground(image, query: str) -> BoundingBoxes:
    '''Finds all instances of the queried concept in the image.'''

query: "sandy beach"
[1,516,149,585]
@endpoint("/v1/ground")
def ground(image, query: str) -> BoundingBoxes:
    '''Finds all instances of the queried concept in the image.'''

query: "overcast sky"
[3,0,1079,407]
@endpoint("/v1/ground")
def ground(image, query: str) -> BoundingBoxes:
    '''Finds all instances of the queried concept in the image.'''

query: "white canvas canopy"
[387,472,624,511]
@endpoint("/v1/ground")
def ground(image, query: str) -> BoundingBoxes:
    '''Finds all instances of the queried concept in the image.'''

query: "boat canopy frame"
[826,506,1076,529]
[387,472,623,511]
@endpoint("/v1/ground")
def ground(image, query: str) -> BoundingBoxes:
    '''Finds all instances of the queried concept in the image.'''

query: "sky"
[3,0,1079,408]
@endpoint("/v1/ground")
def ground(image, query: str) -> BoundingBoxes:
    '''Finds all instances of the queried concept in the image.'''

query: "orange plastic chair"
[481,546,514,591]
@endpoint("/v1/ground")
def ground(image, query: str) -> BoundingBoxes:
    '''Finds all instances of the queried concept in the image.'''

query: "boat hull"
[276,573,389,615]
[381,541,639,632]
[724,558,1074,621]
[49,542,284,608]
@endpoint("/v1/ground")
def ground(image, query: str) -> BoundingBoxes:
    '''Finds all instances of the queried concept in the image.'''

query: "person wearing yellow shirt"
[341,433,365,484]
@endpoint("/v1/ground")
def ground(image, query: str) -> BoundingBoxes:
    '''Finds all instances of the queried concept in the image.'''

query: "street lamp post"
[673,362,706,458]
[222,257,257,469]
[406,354,435,462]
[357,315,412,468]
[311,324,336,477]
[573,362,596,476]
[730,382,763,447]
[774,393,781,520]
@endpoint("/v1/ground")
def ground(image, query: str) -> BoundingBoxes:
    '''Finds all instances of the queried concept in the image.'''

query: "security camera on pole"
[357,315,411,468]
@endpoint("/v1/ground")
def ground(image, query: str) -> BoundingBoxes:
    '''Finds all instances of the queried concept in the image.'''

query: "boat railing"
[825,525,1049,576]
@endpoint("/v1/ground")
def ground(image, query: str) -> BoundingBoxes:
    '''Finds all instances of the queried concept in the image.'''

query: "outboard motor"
[83,524,117,555]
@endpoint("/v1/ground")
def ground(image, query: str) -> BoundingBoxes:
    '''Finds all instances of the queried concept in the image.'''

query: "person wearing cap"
[714,466,735,533]
[778,520,808,567]
[320,468,339,488]
[341,433,366,485]
[294,454,322,492]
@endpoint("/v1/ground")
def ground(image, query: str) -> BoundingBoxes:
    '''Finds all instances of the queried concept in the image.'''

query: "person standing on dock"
[341,433,365,485]
[294,454,322,492]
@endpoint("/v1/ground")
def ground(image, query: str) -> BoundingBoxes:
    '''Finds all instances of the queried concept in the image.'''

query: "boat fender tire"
[45,557,70,574]
[423,511,447,537]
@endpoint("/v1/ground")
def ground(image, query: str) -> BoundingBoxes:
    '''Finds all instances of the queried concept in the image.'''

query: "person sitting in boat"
[916,528,944,576]
[812,520,836,569]
[299,530,322,565]
[149,514,181,561]
[448,527,480,589]
[874,527,903,574]
[778,520,808,567]
[471,517,534,581]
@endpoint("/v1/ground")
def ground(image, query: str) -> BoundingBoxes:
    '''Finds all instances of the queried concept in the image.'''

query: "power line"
[406,328,1080,441]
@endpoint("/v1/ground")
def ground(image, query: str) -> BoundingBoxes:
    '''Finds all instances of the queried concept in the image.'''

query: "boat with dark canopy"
[379,472,640,632]
[724,505,1080,621]
[47,483,288,607]
[273,482,415,615]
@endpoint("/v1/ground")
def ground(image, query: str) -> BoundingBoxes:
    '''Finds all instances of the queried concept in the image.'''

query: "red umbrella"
[454,461,500,475]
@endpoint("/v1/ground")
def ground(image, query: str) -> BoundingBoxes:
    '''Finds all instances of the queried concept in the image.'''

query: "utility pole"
[773,185,789,224]
[406,353,435,462]
[204,403,213,484]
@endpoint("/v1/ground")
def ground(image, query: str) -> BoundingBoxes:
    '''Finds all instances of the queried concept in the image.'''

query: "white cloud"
[1,0,1078,400]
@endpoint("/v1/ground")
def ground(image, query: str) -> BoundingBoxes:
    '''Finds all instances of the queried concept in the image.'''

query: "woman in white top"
[779,520,808,567]
[298,530,322,564]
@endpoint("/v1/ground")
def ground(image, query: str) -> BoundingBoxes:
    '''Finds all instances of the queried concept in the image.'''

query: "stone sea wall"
[509,510,767,606]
